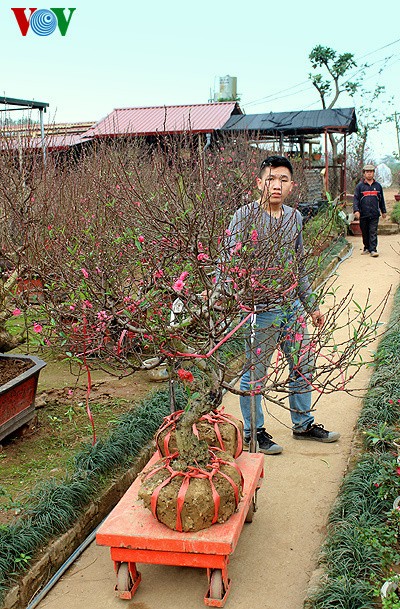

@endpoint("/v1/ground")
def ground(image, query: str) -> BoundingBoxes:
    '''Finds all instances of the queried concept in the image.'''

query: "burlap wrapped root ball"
[156,409,244,459]
[138,449,243,532]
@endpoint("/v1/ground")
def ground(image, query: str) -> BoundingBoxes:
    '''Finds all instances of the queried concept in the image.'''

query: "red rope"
[156,409,243,458]
[160,311,254,359]
[143,449,243,532]
[82,313,96,445]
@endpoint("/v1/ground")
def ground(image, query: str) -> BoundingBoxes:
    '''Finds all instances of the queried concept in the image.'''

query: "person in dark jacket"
[353,164,387,257]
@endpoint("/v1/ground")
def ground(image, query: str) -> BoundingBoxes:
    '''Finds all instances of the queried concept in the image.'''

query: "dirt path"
[34,233,400,609]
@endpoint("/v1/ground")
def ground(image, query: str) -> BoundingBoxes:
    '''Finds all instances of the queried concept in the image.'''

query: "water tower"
[214,75,238,101]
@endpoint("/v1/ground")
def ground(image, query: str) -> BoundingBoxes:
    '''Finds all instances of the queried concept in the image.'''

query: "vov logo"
[11,8,76,36]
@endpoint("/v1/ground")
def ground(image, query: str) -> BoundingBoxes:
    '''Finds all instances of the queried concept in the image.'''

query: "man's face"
[256,165,293,205]
[364,170,375,181]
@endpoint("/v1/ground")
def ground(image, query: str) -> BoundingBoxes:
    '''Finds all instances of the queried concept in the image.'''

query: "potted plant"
[312,147,322,161]
[0,267,47,441]
[393,170,400,201]
[0,353,46,442]
[349,218,363,235]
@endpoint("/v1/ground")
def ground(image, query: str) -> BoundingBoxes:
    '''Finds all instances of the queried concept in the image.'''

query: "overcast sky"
[1,0,399,159]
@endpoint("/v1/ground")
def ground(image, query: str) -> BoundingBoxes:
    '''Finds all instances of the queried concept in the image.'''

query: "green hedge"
[305,287,400,608]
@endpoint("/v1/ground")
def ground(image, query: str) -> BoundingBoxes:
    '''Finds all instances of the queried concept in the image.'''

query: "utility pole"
[395,111,400,158]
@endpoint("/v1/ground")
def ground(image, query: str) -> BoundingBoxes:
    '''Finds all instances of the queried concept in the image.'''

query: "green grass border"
[0,387,187,602]
[305,287,400,608]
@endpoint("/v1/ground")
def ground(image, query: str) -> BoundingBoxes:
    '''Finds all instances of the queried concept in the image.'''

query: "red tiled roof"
[84,102,242,138]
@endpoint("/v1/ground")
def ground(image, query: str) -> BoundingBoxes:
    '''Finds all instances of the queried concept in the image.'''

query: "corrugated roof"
[84,102,242,138]
[0,121,94,137]
[0,132,86,151]
[221,107,357,135]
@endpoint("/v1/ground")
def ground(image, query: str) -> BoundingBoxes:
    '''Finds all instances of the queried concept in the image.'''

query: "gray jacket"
[220,201,316,311]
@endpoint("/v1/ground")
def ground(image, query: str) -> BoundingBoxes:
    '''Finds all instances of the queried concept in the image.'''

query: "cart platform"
[96,450,264,607]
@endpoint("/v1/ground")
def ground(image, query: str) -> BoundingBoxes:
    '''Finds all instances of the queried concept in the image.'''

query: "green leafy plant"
[381,588,400,609]
[14,553,31,567]
[363,423,398,452]
[391,201,400,225]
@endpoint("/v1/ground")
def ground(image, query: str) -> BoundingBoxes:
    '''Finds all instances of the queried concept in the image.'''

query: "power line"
[244,80,310,107]
[357,38,400,60]
[242,38,400,111]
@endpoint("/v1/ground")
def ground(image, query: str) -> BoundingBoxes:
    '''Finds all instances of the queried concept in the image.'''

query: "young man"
[224,156,340,455]
[353,164,386,257]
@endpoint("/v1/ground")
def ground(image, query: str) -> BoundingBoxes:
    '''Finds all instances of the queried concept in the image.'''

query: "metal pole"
[39,107,46,165]
[249,312,257,453]
[169,376,176,413]
[343,132,347,196]
[395,111,400,159]
[324,130,329,193]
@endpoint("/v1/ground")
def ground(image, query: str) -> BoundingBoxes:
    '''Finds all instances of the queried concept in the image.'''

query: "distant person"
[353,164,386,257]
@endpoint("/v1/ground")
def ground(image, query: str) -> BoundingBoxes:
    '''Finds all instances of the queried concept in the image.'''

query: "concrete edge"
[312,240,353,290]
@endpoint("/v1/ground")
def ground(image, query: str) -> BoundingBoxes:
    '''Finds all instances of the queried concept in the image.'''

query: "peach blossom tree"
[0,136,387,464]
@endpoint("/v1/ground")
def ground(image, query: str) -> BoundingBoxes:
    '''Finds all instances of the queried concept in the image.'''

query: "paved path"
[35,234,400,609]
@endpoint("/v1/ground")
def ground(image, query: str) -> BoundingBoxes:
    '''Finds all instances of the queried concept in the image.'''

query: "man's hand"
[311,310,325,328]
[382,213,387,219]
[353,211,360,221]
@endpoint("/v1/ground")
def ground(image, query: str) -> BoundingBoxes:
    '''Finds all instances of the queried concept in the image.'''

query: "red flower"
[177,368,194,383]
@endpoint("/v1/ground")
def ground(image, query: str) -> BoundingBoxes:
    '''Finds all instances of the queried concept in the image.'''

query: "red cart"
[96,450,264,607]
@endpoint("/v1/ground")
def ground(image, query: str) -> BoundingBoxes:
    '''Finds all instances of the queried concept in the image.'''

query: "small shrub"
[391,201,400,224]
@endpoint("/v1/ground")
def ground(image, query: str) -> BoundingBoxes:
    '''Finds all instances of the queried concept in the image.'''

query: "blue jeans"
[240,301,315,435]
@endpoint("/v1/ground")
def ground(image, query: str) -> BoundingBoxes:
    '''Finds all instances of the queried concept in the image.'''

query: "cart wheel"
[117,562,132,592]
[245,497,256,523]
[210,569,224,599]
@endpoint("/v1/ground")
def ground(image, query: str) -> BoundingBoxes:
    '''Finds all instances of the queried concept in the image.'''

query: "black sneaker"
[244,428,283,455]
[293,423,340,443]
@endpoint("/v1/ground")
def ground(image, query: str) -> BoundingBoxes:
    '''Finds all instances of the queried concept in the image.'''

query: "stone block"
[2,585,20,609]
[379,223,399,234]
[19,553,51,606]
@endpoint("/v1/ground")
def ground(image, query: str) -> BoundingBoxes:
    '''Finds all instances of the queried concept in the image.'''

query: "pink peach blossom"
[173,279,184,292]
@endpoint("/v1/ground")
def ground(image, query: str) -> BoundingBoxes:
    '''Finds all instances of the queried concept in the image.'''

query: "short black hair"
[259,155,293,178]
